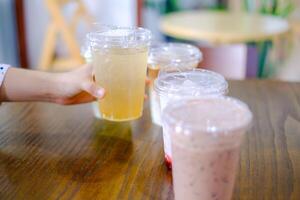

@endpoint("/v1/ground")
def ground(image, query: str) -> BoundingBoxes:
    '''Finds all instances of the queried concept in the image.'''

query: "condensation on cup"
[154,69,228,169]
[147,43,202,126]
[81,38,102,119]
[162,97,252,200]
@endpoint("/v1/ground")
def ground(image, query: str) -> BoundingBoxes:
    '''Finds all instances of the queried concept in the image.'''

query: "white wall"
[25,0,137,68]
[0,0,20,66]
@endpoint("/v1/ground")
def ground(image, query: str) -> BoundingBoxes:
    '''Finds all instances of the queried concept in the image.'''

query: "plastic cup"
[88,26,151,122]
[148,43,202,125]
[148,43,202,80]
[81,39,102,119]
[162,97,252,200]
[154,69,228,168]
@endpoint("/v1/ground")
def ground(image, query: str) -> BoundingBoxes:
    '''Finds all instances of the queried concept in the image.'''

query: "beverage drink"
[154,69,228,168]
[88,26,151,121]
[148,43,202,126]
[162,97,252,200]
[93,47,148,121]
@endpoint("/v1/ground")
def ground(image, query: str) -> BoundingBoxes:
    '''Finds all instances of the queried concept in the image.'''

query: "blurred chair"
[39,0,94,71]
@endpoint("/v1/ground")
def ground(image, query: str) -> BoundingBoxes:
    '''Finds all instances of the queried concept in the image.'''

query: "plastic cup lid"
[162,96,253,134]
[87,25,151,48]
[154,69,228,97]
[148,43,202,70]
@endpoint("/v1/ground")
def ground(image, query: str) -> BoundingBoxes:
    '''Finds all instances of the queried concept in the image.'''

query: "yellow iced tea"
[93,47,148,121]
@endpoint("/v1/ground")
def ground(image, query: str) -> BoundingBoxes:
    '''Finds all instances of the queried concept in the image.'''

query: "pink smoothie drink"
[155,69,228,169]
[162,97,252,200]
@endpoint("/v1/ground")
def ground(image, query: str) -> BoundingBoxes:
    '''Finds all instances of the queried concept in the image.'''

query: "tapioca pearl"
[221,176,229,184]
[213,177,219,183]
[211,192,217,198]
[226,150,232,159]
[200,166,205,171]
[188,181,194,187]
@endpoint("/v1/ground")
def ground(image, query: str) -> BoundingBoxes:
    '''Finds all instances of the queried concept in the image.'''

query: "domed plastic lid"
[148,43,202,70]
[162,97,252,137]
[154,69,228,97]
[87,25,151,49]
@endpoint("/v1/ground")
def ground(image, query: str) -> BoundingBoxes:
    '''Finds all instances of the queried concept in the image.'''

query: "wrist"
[0,67,74,103]
[22,71,60,102]
[47,72,69,103]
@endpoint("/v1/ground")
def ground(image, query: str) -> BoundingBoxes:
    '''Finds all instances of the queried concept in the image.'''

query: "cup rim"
[162,96,253,134]
[86,24,152,48]
[148,42,203,66]
[154,68,229,97]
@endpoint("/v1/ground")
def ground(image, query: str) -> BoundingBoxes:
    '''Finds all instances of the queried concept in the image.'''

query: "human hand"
[53,64,105,105]
[55,64,152,104]
[0,64,153,105]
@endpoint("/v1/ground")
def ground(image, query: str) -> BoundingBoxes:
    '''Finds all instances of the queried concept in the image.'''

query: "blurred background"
[0,0,299,80]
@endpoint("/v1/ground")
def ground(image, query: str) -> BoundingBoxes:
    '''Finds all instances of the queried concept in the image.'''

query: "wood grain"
[0,80,299,199]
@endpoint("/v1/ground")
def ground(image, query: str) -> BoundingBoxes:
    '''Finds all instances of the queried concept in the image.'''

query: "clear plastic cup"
[147,43,202,126]
[162,97,252,200]
[154,69,228,168]
[88,26,151,121]
[81,39,102,119]
[148,43,202,80]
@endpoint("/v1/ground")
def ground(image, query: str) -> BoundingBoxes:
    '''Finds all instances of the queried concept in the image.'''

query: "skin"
[0,64,105,105]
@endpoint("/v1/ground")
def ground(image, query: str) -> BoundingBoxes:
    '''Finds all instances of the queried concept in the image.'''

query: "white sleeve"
[0,64,10,87]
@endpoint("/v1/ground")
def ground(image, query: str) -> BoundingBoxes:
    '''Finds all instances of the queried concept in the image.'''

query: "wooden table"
[160,11,289,44]
[0,80,300,199]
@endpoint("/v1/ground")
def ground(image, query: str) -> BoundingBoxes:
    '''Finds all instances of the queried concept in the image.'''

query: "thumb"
[81,81,105,99]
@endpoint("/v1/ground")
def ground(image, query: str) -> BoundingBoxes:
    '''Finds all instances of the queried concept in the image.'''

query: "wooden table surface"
[160,11,289,44]
[0,80,300,200]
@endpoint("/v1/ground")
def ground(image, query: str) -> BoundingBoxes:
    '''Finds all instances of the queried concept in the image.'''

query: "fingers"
[81,80,105,99]
[144,94,148,100]
[68,92,97,104]
[55,92,97,105]
[145,77,151,85]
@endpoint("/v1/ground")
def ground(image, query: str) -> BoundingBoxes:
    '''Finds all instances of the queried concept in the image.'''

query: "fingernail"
[96,88,105,98]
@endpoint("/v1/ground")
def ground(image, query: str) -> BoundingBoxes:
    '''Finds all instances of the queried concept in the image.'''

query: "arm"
[0,64,105,105]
